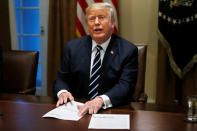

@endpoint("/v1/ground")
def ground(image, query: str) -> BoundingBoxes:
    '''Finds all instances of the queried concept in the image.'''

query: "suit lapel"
[82,36,92,76]
[100,35,119,88]
[79,36,92,96]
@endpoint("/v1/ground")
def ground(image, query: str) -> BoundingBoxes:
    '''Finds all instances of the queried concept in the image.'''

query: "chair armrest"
[18,87,36,95]
[136,93,148,103]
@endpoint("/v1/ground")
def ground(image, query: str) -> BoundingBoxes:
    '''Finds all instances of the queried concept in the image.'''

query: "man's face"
[86,8,115,44]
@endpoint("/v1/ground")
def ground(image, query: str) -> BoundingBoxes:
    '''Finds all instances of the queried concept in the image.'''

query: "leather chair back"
[133,45,147,102]
[2,50,39,95]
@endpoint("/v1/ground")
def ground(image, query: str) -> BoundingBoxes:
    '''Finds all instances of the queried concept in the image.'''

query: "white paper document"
[88,114,130,129]
[42,101,84,121]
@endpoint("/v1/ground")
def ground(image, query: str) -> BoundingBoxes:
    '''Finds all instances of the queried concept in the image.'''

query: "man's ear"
[111,21,115,29]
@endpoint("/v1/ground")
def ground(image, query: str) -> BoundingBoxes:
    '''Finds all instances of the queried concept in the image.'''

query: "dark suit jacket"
[53,34,138,106]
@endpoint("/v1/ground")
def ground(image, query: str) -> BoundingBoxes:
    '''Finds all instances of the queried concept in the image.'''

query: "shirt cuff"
[99,95,112,109]
[57,89,68,98]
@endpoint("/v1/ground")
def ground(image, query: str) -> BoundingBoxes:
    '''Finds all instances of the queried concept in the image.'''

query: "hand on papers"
[56,92,74,107]
[78,97,104,117]
[43,101,84,121]
[56,92,104,117]
[43,101,130,129]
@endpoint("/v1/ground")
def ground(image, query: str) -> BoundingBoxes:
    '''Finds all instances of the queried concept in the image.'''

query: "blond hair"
[85,2,115,22]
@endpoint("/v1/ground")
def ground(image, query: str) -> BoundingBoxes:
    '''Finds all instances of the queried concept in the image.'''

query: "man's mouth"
[94,28,103,31]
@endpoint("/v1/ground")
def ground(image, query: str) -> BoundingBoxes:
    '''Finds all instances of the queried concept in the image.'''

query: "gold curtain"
[47,0,77,96]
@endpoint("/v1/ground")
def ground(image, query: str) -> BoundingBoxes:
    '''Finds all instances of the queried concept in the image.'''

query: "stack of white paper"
[43,101,130,129]
[42,101,84,121]
[88,114,130,129]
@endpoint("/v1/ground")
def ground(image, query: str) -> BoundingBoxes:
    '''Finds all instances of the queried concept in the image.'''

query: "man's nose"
[94,17,100,25]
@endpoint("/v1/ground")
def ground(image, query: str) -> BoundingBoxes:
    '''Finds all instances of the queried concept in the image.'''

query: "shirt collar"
[92,37,111,52]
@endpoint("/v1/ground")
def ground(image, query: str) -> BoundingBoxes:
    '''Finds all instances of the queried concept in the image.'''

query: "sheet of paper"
[88,114,130,129]
[42,101,84,121]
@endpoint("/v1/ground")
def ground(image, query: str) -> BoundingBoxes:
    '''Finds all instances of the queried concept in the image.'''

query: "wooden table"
[0,93,196,131]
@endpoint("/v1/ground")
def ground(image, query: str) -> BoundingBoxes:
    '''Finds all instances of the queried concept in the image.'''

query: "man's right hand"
[56,92,74,107]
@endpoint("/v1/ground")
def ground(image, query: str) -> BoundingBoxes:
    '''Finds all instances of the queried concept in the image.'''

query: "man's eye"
[98,16,105,20]
[88,17,96,21]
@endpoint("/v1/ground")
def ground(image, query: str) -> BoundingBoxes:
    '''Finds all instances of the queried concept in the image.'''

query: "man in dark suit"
[53,2,138,116]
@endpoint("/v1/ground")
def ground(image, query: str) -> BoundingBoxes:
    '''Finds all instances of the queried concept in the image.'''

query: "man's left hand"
[77,97,104,117]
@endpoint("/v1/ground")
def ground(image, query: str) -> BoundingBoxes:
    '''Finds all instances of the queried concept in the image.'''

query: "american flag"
[76,0,118,37]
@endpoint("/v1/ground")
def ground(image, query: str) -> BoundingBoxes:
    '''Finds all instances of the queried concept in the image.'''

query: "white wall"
[119,0,159,103]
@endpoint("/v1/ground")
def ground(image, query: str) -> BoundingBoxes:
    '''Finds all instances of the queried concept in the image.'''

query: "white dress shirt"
[57,37,112,109]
